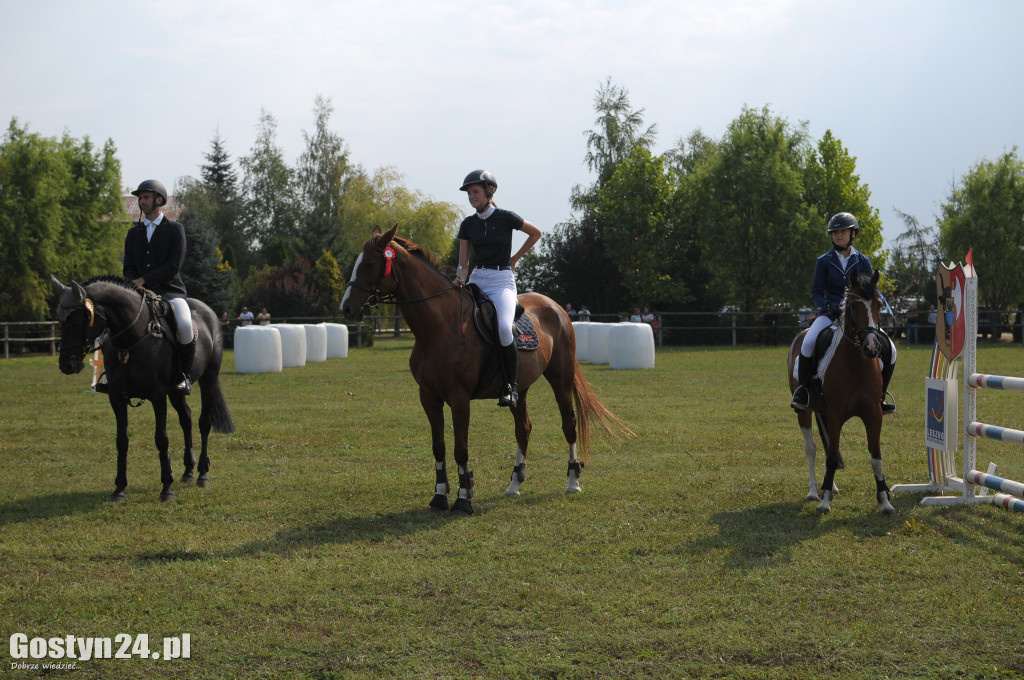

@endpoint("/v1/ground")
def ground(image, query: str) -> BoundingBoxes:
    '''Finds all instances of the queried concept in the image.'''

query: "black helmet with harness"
[131,179,168,207]
[827,212,859,234]
[460,170,498,199]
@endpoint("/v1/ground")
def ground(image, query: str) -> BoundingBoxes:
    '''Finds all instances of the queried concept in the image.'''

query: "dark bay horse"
[786,270,896,514]
[340,225,632,515]
[51,275,234,502]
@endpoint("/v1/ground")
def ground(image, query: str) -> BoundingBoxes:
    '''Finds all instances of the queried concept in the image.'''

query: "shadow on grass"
[0,490,109,526]
[132,490,563,566]
[681,494,921,570]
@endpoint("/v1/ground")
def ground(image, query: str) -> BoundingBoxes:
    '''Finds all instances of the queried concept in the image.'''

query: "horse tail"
[572,361,634,463]
[206,378,235,434]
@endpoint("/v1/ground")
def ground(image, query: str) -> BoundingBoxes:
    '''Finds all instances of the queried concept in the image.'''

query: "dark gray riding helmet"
[827,212,859,233]
[131,179,168,207]
[460,170,498,197]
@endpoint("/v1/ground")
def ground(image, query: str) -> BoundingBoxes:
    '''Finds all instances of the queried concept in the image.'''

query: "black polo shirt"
[457,208,524,268]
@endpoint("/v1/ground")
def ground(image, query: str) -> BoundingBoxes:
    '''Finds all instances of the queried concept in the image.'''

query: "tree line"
[2,81,1022,324]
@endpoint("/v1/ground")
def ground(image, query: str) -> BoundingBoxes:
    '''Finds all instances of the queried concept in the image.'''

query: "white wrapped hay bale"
[304,324,327,363]
[572,322,591,361]
[609,322,655,370]
[275,324,307,368]
[324,323,349,359]
[234,326,282,374]
[588,323,611,365]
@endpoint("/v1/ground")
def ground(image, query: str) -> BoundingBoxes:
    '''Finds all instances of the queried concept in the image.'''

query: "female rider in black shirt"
[454,170,542,408]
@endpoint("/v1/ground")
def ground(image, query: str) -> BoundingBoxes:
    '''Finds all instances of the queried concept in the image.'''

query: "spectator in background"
[906,307,919,345]
[764,304,778,346]
[564,303,577,320]
[238,306,254,326]
[257,307,271,325]
[642,306,660,342]
[798,304,813,330]
[578,305,591,322]
[630,307,642,323]
[220,311,233,349]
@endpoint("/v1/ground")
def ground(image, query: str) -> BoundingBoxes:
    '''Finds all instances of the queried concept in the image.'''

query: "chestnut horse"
[51,275,234,502]
[787,270,896,514]
[340,226,631,515]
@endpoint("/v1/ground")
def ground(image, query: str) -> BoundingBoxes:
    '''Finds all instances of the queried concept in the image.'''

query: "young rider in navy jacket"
[791,212,896,414]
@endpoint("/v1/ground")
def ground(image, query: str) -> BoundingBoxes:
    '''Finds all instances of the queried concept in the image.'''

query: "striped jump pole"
[964,470,1024,512]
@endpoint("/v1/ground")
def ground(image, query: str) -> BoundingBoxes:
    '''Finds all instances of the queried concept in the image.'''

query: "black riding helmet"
[459,170,498,199]
[131,179,168,207]
[827,212,859,234]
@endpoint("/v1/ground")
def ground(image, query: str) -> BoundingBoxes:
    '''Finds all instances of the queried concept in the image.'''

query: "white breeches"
[469,268,518,346]
[168,298,194,345]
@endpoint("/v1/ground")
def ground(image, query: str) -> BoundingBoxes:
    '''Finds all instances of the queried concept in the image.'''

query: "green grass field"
[2,338,1024,679]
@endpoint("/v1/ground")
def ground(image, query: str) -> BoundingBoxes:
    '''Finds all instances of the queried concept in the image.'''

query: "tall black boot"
[175,339,196,395]
[880,354,896,415]
[791,354,811,412]
[497,342,519,408]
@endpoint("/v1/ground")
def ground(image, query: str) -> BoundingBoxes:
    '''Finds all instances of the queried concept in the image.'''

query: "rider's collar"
[476,205,496,220]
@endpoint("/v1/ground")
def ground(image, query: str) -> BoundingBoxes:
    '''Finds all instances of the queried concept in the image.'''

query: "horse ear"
[50,275,67,296]
[371,225,382,237]
[871,270,880,285]
[72,281,87,304]
[383,224,399,244]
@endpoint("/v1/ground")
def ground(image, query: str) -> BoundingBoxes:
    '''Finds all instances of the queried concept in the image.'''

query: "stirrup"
[881,394,895,415]
[175,377,192,396]
[790,386,809,412]
[497,384,517,408]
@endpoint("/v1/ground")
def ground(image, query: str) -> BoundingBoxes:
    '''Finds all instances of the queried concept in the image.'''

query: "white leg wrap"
[565,443,582,494]
[505,448,526,496]
[802,426,818,501]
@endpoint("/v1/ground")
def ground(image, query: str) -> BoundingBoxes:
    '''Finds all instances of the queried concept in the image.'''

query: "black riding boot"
[175,339,196,395]
[880,355,896,415]
[791,354,811,412]
[497,342,519,408]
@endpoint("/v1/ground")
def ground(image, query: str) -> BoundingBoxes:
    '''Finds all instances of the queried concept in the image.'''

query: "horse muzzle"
[59,354,85,375]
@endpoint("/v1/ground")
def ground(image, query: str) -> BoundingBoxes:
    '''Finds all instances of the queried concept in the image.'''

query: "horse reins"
[348,241,471,343]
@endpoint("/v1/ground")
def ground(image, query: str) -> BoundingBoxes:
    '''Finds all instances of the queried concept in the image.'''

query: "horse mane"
[390,235,449,276]
[848,272,878,300]
[82,274,144,296]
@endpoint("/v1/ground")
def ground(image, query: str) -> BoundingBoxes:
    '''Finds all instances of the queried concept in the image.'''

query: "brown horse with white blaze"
[787,270,896,515]
[340,225,631,515]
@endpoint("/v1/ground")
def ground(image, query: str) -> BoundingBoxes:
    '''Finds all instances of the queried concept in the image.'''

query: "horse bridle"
[840,289,882,356]
[59,291,147,360]
[349,242,463,308]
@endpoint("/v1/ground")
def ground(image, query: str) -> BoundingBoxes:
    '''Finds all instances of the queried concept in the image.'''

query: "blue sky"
[3,0,1021,248]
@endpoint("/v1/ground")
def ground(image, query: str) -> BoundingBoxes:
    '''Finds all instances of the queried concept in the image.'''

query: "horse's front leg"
[152,397,175,502]
[505,392,532,496]
[109,396,130,502]
[817,412,844,515]
[420,389,450,511]
[450,397,474,516]
[865,413,896,515]
[169,394,197,485]
[799,410,818,501]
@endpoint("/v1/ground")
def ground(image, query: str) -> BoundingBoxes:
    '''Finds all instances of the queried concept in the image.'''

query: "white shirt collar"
[476,205,496,220]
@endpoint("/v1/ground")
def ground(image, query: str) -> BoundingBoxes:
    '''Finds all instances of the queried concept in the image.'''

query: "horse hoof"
[109,491,126,503]
[881,504,897,516]
[429,494,449,511]
[450,498,473,516]
[196,476,210,489]
[565,485,582,494]
[160,489,176,502]
[805,493,820,502]
[816,501,831,514]
[180,472,195,485]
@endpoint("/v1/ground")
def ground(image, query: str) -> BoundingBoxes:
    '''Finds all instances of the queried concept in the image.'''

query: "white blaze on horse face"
[340,252,364,310]
[857,298,879,354]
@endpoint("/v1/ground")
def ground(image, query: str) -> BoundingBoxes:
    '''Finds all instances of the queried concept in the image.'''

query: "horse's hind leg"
[504,392,532,497]
[554,381,582,494]
[170,395,197,485]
